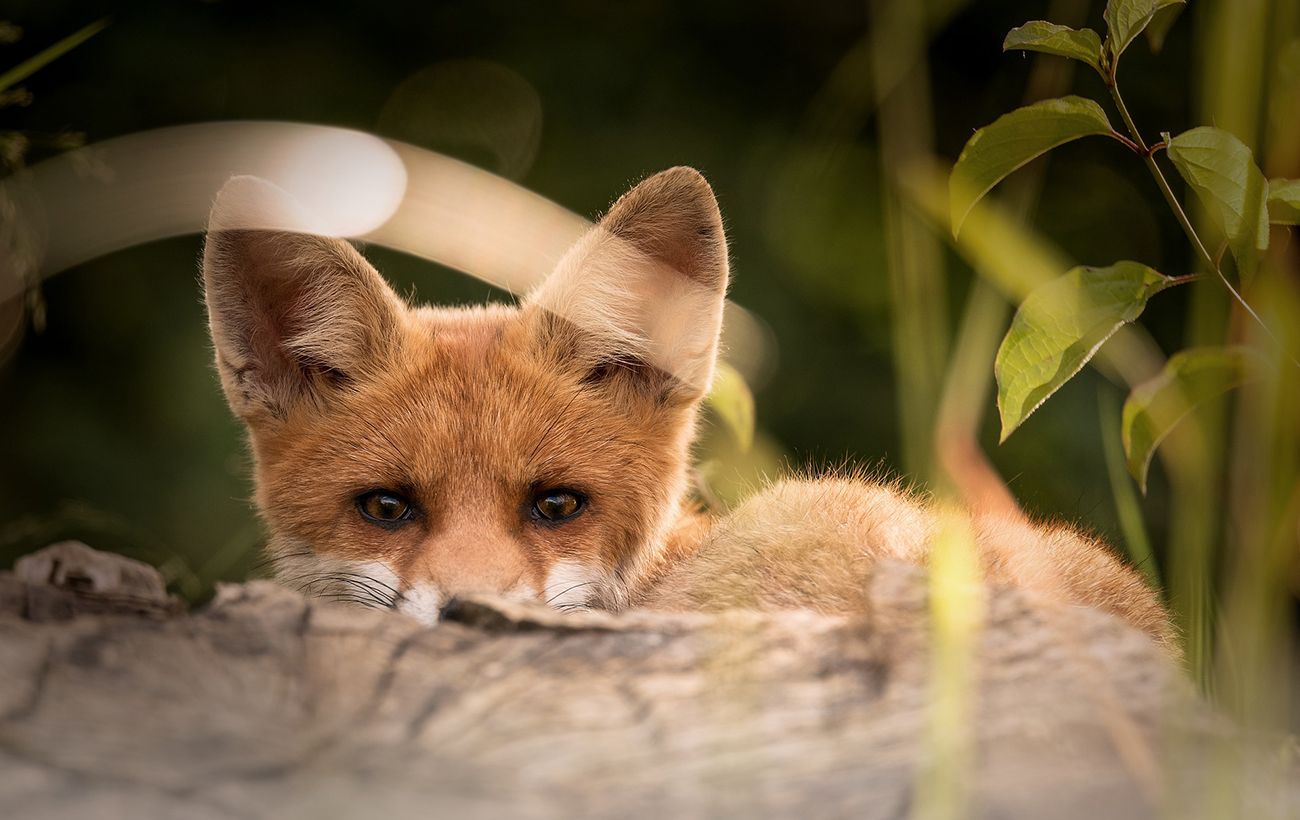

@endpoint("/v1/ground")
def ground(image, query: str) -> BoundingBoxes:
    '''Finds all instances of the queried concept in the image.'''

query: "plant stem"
[1109,85,1216,270]
[1108,82,1290,359]
[1108,130,1144,155]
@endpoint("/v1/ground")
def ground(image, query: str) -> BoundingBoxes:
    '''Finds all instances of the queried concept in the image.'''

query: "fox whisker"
[553,602,592,614]
[313,593,386,610]
[330,570,402,599]
[320,574,398,609]
[544,580,595,606]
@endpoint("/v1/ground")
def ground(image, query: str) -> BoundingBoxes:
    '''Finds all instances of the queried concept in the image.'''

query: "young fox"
[202,168,1175,649]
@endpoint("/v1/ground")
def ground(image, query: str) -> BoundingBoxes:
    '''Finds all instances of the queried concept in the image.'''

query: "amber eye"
[357,490,413,526]
[532,489,587,523]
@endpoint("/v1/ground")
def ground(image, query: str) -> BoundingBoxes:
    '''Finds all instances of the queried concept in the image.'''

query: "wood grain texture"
[0,546,1295,819]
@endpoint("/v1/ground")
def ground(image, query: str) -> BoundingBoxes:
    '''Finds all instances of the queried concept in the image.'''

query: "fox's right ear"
[202,176,404,424]
[526,166,729,402]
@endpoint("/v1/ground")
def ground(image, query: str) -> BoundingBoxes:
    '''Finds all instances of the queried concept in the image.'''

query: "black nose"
[436,594,535,633]
[437,594,464,622]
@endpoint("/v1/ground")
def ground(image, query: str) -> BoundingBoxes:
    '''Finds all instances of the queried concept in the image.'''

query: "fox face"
[203,168,728,623]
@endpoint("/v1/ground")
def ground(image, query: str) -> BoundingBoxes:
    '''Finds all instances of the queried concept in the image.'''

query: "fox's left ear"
[202,176,404,425]
[526,166,728,401]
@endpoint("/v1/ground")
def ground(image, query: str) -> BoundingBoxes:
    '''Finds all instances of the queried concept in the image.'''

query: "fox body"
[203,168,1174,649]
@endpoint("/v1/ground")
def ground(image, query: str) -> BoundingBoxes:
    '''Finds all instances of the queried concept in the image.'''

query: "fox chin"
[202,167,1176,653]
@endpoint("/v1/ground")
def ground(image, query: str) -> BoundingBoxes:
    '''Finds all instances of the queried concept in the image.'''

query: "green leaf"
[1267,178,1300,225]
[1104,0,1185,62]
[951,96,1114,237]
[996,262,1174,442]
[705,361,755,451]
[1166,126,1269,283]
[1122,347,1260,492]
[0,18,108,95]
[1144,3,1185,53]
[1003,21,1103,73]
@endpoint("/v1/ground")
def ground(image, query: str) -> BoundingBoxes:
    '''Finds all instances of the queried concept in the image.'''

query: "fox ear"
[527,166,729,401]
[202,176,403,423]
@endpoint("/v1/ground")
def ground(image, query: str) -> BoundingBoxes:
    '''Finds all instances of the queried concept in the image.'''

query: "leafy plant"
[1,17,108,360]
[950,0,1295,487]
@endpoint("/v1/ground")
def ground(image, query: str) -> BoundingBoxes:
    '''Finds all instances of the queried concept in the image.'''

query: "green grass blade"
[0,18,109,95]
[1098,388,1161,588]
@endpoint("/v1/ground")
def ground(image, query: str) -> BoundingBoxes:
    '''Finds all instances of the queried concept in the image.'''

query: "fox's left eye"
[532,489,587,523]
[357,490,414,526]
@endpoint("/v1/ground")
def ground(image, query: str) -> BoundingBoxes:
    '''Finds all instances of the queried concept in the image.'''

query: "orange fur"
[202,168,1176,652]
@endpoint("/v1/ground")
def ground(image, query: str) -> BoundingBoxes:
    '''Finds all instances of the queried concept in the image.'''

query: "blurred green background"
[0,0,1274,611]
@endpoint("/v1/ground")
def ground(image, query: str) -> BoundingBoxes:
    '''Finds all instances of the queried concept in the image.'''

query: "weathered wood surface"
[0,544,1295,819]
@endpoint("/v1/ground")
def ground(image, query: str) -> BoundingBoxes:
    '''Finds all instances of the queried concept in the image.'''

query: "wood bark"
[0,542,1295,819]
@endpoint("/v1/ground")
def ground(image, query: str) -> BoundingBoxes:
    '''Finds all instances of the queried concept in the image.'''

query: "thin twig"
[1107,82,1294,364]
[1108,130,1144,155]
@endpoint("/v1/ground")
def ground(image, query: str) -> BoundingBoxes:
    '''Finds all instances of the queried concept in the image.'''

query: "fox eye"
[531,489,586,523]
[357,490,413,526]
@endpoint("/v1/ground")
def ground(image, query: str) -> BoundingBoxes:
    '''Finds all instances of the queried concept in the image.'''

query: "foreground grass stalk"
[869,0,950,482]
[913,508,984,820]
[1098,389,1161,588]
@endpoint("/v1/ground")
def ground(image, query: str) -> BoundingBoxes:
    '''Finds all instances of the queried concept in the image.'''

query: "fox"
[201,167,1176,651]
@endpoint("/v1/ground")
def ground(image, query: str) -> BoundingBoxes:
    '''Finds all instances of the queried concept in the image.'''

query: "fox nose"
[435,593,541,629]
[436,594,466,623]
[395,590,460,626]
[395,588,532,627]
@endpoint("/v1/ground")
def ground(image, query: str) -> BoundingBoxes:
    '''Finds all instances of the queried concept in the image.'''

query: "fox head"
[203,167,728,623]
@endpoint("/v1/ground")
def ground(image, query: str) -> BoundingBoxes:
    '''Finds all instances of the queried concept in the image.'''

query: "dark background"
[0,0,1202,596]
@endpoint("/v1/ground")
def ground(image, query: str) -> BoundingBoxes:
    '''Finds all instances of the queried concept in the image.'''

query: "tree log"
[0,543,1295,819]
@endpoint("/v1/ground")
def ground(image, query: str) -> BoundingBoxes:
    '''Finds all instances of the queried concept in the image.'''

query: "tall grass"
[869,0,1298,814]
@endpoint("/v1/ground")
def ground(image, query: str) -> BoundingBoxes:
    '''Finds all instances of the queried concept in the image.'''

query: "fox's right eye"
[356,490,414,527]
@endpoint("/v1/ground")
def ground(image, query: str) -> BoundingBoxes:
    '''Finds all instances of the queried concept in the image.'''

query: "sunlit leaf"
[996,262,1175,442]
[1267,178,1300,225]
[1122,346,1260,492]
[0,18,108,95]
[705,361,755,451]
[1003,21,1103,73]
[1104,0,1185,63]
[951,96,1113,237]
[1143,3,1184,53]
[1166,126,1269,283]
